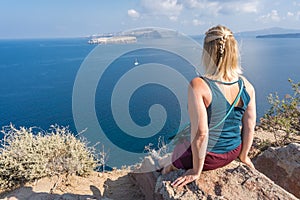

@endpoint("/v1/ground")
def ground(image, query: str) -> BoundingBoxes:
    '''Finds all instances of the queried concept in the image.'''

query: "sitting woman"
[163,25,256,187]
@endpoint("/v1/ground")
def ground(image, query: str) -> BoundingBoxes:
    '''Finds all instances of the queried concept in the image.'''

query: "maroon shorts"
[172,142,242,171]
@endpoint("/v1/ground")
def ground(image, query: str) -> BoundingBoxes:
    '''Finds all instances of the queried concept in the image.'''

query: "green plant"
[0,124,98,190]
[260,79,300,145]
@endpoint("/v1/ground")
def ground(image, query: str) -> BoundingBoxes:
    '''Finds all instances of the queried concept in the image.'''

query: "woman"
[163,25,256,187]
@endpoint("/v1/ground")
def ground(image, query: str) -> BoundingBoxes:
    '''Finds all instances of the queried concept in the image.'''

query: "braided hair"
[202,25,242,80]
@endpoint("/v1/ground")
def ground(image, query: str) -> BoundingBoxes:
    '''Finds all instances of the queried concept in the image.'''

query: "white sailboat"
[134,58,139,66]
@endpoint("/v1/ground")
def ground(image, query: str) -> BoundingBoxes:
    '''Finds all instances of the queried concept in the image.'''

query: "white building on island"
[88,36,137,44]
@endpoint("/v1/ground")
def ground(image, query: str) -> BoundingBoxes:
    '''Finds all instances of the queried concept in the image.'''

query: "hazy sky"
[1,0,300,38]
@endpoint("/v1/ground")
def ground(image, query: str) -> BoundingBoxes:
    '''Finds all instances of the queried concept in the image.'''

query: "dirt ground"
[0,169,144,200]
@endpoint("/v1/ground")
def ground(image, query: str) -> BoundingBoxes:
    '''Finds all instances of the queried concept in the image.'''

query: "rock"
[254,142,300,198]
[129,171,161,200]
[130,160,298,200]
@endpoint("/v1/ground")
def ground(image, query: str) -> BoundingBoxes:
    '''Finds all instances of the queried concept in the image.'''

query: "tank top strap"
[200,76,223,100]
[201,77,240,85]
[200,76,218,91]
[200,76,245,105]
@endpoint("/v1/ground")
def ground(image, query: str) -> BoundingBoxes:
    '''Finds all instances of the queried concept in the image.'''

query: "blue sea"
[0,36,299,167]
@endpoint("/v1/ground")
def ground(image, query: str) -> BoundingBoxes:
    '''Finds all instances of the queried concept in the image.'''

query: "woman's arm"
[239,79,256,169]
[172,78,209,187]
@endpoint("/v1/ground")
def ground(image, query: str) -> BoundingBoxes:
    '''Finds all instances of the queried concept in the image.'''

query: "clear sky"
[1,0,300,38]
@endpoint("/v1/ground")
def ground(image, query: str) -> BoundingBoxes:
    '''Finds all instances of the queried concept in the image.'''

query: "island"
[256,33,300,38]
[87,28,163,44]
[88,36,137,44]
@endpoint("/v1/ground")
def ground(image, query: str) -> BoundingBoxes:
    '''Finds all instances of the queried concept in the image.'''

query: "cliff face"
[1,136,299,200]
[130,160,298,200]
[254,143,300,198]
[2,159,297,200]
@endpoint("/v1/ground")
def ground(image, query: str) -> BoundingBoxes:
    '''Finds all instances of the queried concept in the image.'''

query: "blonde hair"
[202,25,242,80]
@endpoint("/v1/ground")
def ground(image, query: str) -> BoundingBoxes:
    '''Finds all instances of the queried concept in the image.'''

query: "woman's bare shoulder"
[189,77,209,91]
[189,77,212,107]
[189,77,211,99]
[240,76,255,96]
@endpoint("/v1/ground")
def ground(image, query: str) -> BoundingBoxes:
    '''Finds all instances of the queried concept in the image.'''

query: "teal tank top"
[201,77,251,154]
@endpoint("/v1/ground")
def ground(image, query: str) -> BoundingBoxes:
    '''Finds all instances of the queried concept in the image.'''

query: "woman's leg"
[161,141,193,174]
[167,143,242,172]
[172,145,193,170]
[203,144,242,171]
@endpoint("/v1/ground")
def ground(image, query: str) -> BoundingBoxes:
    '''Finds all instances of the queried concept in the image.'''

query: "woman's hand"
[171,169,200,188]
[239,155,255,169]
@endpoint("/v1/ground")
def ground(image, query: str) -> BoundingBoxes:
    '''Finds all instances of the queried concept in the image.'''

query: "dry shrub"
[0,124,97,189]
[260,79,300,145]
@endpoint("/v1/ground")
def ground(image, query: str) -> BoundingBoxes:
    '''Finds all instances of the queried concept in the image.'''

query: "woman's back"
[201,76,251,153]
